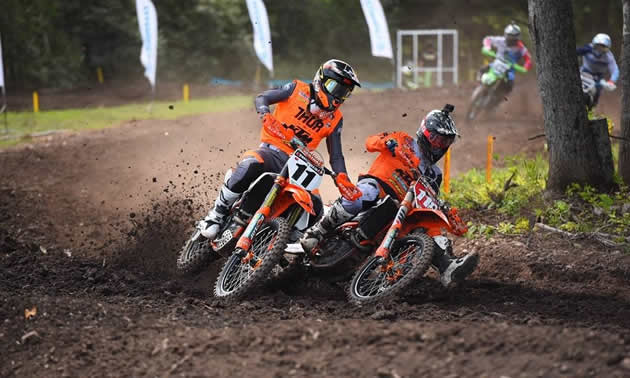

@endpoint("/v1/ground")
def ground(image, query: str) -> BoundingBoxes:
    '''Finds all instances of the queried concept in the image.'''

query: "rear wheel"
[214,218,289,300]
[310,234,365,282]
[348,232,434,305]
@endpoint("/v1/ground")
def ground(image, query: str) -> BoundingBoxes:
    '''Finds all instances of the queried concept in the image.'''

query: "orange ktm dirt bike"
[255,195,398,287]
[176,139,327,276]
[347,173,468,305]
[272,192,400,284]
[213,137,338,300]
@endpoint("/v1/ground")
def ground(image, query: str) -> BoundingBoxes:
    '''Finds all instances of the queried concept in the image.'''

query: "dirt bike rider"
[300,105,479,287]
[576,33,619,108]
[199,59,362,241]
[478,22,532,97]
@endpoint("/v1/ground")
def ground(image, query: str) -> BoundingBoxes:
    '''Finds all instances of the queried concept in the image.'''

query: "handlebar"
[481,47,527,74]
[289,136,336,179]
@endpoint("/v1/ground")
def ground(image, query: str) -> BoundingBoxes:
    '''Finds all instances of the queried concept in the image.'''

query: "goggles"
[428,133,455,149]
[594,44,610,53]
[421,123,456,149]
[323,78,354,102]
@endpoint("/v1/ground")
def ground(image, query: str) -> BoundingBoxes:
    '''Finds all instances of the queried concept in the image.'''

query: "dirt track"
[2,85,630,377]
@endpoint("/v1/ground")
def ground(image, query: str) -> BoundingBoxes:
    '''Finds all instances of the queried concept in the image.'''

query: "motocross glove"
[385,139,398,157]
[481,47,496,58]
[335,173,362,201]
[262,113,290,141]
[599,79,616,91]
[446,207,468,236]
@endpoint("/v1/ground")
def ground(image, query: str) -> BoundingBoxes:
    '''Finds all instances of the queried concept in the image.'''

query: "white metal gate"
[396,29,458,88]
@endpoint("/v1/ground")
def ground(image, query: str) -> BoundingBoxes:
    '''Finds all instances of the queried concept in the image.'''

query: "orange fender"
[401,208,452,237]
[282,183,315,215]
[269,184,316,218]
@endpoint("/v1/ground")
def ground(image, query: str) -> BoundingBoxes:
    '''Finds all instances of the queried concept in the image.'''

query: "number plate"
[287,151,324,191]
[413,181,439,210]
[492,60,510,76]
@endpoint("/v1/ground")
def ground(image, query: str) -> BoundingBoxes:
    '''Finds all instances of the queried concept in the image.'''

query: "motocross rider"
[199,59,362,241]
[478,22,532,96]
[577,33,619,108]
[301,105,479,287]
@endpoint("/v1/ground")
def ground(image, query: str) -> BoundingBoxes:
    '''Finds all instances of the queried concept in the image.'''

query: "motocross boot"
[200,184,240,240]
[432,245,479,288]
[300,200,354,254]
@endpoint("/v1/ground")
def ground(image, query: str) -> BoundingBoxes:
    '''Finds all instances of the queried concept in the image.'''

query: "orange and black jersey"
[360,131,442,200]
[254,80,347,174]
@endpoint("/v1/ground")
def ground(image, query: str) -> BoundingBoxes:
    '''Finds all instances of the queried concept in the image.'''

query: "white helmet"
[592,33,611,49]
[504,22,521,46]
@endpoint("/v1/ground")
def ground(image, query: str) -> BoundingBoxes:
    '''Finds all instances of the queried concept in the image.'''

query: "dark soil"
[2,87,630,377]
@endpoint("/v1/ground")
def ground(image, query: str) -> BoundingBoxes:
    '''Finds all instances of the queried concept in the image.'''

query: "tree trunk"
[528,0,615,192]
[620,0,630,184]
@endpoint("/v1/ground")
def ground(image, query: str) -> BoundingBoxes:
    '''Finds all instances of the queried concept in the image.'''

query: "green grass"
[448,153,630,248]
[0,95,252,148]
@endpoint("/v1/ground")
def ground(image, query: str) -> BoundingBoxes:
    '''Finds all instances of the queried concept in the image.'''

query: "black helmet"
[312,59,361,111]
[504,22,521,47]
[416,104,459,164]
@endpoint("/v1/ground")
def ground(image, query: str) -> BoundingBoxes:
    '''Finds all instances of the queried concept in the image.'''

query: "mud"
[2,86,630,377]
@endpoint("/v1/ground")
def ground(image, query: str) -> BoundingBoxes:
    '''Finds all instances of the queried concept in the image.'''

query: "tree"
[528,0,615,192]
[620,0,630,184]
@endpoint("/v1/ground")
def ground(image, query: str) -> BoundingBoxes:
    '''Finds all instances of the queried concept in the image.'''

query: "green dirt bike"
[466,50,526,122]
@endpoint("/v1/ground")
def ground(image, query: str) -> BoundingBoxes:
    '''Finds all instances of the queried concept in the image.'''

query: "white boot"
[438,252,479,287]
[200,184,240,239]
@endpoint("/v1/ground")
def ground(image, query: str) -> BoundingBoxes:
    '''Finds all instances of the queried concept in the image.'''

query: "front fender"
[282,184,315,215]
[402,208,452,237]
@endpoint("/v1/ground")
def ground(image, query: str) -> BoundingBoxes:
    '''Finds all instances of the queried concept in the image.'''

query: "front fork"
[235,171,286,263]
[374,190,413,260]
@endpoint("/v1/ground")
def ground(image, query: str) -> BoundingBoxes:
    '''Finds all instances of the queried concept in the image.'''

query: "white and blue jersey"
[483,36,532,81]
[576,43,619,83]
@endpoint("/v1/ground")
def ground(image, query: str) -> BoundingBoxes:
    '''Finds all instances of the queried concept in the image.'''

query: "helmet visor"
[505,35,518,46]
[594,44,610,53]
[323,78,354,102]
[426,131,456,149]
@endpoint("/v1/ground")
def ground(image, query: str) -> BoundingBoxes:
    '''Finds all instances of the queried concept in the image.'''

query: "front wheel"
[466,85,486,122]
[214,218,289,300]
[348,232,434,305]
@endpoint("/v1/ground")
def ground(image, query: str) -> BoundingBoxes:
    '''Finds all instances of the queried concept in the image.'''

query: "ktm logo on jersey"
[294,107,324,132]
[282,124,313,144]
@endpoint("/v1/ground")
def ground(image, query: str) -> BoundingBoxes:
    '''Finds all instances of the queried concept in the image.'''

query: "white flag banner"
[246,0,273,73]
[136,0,158,89]
[0,33,5,90]
[360,0,393,59]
